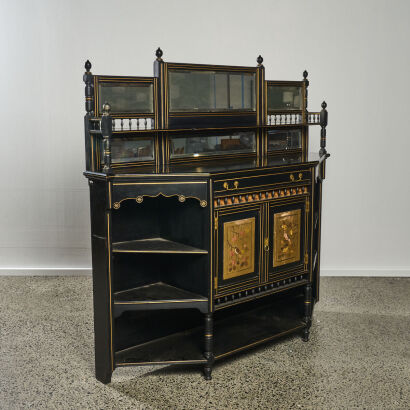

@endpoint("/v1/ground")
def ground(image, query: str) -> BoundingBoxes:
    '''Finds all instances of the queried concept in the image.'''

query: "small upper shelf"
[112,237,208,254]
[113,282,208,313]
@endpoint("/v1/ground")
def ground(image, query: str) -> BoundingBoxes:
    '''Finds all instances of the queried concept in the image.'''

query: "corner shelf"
[113,282,208,312]
[112,237,208,254]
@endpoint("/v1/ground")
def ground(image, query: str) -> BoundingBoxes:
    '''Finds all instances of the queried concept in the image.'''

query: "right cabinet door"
[267,198,309,281]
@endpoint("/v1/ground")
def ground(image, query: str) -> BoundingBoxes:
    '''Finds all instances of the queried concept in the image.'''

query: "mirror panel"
[267,129,302,151]
[267,85,302,111]
[168,70,256,112]
[111,137,154,163]
[170,131,256,158]
[98,83,153,114]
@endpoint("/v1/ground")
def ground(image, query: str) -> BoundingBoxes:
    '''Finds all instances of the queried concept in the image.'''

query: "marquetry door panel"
[214,205,262,294]
[267,199,308,279]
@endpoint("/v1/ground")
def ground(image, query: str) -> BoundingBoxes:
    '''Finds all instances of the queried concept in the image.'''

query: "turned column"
[101,102,113,175]
[302,70,309,124]
[319,101,328,157]
[203,313,214,380]
[302,283,313,342]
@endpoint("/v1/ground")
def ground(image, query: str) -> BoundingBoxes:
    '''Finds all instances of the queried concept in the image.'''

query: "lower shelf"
[115,292,305,366]
[115,328,206,366]
[213,296,304,360]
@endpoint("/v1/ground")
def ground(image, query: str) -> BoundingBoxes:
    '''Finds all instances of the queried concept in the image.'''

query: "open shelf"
[112,237,208,254]
[115,327,206,366]
[213,295,304,360]
[113,282,208,312]
[115,293,304,367]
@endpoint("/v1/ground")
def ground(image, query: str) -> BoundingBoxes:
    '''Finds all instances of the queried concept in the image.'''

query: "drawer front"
[111,180,208,209]
[213,168,312,196]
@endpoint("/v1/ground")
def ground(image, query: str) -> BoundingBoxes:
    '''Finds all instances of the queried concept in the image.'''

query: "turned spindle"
[302,70,309,124]
[101,102,113,175]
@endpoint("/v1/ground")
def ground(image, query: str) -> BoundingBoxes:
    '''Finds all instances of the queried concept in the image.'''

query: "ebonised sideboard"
[83,48,330,382]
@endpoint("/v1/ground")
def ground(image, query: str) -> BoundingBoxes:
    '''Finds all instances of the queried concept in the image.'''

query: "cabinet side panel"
[89,180,113,383]
[90,181,108,237]
[91,235,113,383]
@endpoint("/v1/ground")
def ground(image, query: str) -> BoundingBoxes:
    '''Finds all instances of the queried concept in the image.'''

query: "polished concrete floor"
[0,276,409,409]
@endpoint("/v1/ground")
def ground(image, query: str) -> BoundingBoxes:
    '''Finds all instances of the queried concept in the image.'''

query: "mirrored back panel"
[164,63,259,129]
[267,129,302,152]
[168,131,257,161]
[266,82,303,112]
[111,136,155,164]
[94,76,156,118]
[168,70,256,112]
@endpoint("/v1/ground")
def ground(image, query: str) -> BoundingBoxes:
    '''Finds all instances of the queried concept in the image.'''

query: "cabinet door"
[215,205,262,294]
[267,199,308,280]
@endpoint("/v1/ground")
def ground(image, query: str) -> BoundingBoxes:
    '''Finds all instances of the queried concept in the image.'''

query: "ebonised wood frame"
[83,48,329,383]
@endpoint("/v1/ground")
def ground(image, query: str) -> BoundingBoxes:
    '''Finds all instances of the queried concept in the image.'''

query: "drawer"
[213,169,312,196]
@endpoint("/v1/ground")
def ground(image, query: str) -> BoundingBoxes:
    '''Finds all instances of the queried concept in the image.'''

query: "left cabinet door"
[214,205,263,295]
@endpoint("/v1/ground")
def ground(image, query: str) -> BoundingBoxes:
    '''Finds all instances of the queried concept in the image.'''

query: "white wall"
[1,0,409,276]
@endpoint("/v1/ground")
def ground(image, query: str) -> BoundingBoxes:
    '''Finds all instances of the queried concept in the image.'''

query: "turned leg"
[203,313,214,380]
[302,283,313,342]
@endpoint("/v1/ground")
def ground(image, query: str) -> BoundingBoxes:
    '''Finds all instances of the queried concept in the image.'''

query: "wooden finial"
[83,60,93,114]
[303,70,309,87]
[102,102,111,115]
[85,60,92,73]
[257,55,263,66]
[155,47,163,61]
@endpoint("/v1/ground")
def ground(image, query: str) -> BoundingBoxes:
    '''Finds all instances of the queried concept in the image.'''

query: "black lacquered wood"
[84,51,329,382]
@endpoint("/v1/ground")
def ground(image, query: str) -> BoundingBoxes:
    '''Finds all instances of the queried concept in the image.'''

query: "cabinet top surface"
[84,152,320,179]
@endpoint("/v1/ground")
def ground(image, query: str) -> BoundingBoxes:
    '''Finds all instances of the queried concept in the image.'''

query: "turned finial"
[156,47,163,61]
[257,55,263,66]
[303,70,309,87]
[322,101,327,109]
[85,60,92,73]
[83,60,93,114]
[102,102,111,115]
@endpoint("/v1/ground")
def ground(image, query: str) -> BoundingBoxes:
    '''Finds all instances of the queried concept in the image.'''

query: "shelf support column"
[318,101,329,180]
[302,283,313,342]
[203,313,214,380]
[101,103,113,175]
[302,70,309,125]
[83,60,94,171]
